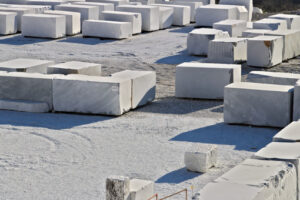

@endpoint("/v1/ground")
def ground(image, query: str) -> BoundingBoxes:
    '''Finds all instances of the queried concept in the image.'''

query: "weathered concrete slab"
[247,71,300,86]
[47,61,101,75]
[158,6,173,29]
[0,99,50,113]
[0,11,17,35]
[269,14,300,30]
[273,121,300,142]
[242,29,271,38]
[213,19,247,37]
[253,18,288,31]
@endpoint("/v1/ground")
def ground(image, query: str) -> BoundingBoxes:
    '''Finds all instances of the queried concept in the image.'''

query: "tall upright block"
[158,7,173,29]
[247,71,300,86]
[0,12,17,35]
[0,7,32,32]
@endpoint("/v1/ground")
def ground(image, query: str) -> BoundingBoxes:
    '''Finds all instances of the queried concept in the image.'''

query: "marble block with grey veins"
[293,80,300,121]
[53,75,132,116]
[0,11,17,35]
[247,71,300,86]
[47,61,101,75]
[273,121,300,142]
[106,176,130,200]
[0,58,54,74]
[111,70,156,109]
[176,62,241,99]
[0,99,50,113]
[224,82,293,127]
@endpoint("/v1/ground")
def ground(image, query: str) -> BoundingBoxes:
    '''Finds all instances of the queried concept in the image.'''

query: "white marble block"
[158,6,173,29]
[101,11,141,34]
[253,18,288,31]
[106,176,130,200]
[25,0,66,9]
[172,1,202,22]
[47,61,101,75]
[116,5,159,31]
[87,0,127,8]
[224,82,293,128]
[53,75,132,116]
[184,144,217,173]
[269,14,300,30]
[247,35,283,68]
[293,80,300,121]
[254,142,300,200]
[0,7,32,32]
[176,62,241,99]
[111,70,156,109]
[73,2,115,19]
[219,0,253,21]
[0,99,50,113]
[8,4,51,14]
[247,71,300,86]
[55,4,99,23]
[0,12,17,35]
[44,10,81,36]
[22,14,66,39]
[273,121,300,142]
[242,29,270,38]
[187,28,230,56]
[130,179,154,200]
[213,19,247,37]
[0,58,54,74]
[83,20,132,39]
[208,37,247,64]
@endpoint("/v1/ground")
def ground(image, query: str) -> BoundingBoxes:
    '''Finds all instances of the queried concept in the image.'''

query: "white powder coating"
[273,121,300,142]
[253,18,288,31]
[0,11,17,35]
[47,61,101,75]
[213,19,247,37]
[269,14,300,30]
[247,71,300,86]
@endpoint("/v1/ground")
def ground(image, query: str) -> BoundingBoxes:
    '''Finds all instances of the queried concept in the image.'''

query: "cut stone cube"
[47,61,101,75]
[0,7,32,32]
[116,5,159,31]
[87,0,127,8]
[22,14,66,39]
[0,11,17,35]
[101,11,141,34]
[82,20,132,39]
[247,71,300,86]
[0,99,50,113]
[184,144,217,173]
[187,28,230,56]
[213,19,247,37]
[247,35,283,68]
[242,29,271,38]
[130,179,154,200]
[176,62,241,99]
[111,70,156,109]
[293,80,300,121]
[106,176,130,200]
[208,37,247,63]
[253,18,288,31]
[73,1,114,19]
[44,10,81,36]
[224,82,293,128]
[52,75,132,116]
[171,1,202,22]
[269,14,300,30]
[219,0,253,21]
[0,58,54,74]
[273,121,300,142]
[158,7,173,29]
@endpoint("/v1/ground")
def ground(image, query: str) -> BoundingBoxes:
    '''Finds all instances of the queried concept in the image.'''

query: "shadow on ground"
[156,167,201,184]
[0,34,50,45]
[155,49,205,65]
[57,35,115,45]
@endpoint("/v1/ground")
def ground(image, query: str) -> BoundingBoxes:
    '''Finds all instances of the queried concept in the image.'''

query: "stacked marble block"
[106,176,154,200]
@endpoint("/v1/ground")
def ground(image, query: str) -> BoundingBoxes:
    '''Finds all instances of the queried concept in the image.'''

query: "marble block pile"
[247,71,300,86]
[0,11,17,35]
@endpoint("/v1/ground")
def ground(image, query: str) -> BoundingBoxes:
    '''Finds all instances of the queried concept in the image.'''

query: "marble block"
[83,20,132,39]
[116,5,159,31]
[106,176,130,200]
[22,14,66,39]
[158,6,173,29]
[0,99,50,113]
[208,37,247,63]
[87,0,127,8]
[176,62,241,99]
[247,71,300,86]
[253,18,288,31]
[187,28,230,56]
[0,7,32,32]
[273,121,300,142]
[219,0,253,21]
[213,19,247,37]
[8,4,51,14]
[247,35,283,68]
[0,58,54,74]
[44,10,81,36]
[254,142,300,200]
[101,11,141,34]
[130,179,154,200]
[55,4,99,23]
[25,0,66,9]
[0,12,17,35]
[184,144,217,173]
[269,14,300,30]
[74,2,114,19]
[53,75,132,116]
[47,61,101,75]
[242,29,270,38]
[111,70,156,109]
[171,1,202,22]
[293,80,300,121]
[224,82,293,128]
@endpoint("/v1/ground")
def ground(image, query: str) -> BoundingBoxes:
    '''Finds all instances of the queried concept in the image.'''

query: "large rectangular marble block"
[220,0,253,21]
[0,11,17,35]
[208,37,247,64]
[171,1,202,22]
[254,142,300,200]
[22,14,66,39]
[55,4,99,23]
[247,35,283,68]
[87,0,127,8]
[247,71,300,86]
[47,61,101,75]
[187,28,230,56]
[0,7,32,31]
[83,20,132,39]
[158,6,173,29]
[273,121,300,142]
[293,80,300,121]
[269,14,300,30]
[224,82,293,127]
[0,58,54,74]
[53,75,132,116]
[44,10,81,36]
[253,18,288,31]
[242,29,271,38]
[101,11,141,34]
[8,4,51,14]
[0,99,50,113]
[106,176,130,200]
[25,0,66,9]
[176,62,241,99]
[213,19,247,37]
[73,2,114,18]
[116,5,159,31]
[130,179,154,200]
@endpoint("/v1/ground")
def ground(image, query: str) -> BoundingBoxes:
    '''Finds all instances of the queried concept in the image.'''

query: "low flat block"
[47,61,101,75]
[242,29,271,38]
[247,71,300,86]
[0,11,17,35]
[0,58,54,73]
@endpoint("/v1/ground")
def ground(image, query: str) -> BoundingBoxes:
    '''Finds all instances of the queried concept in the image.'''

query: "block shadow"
[155,49,206,65]
[171,123,279,151]
[168,25,195,33]
[156,167,201,184]
[57,35,117,45]
[0,34,50,45]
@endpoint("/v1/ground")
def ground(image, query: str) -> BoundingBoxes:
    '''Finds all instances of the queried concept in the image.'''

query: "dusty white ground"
[0,25,287,200]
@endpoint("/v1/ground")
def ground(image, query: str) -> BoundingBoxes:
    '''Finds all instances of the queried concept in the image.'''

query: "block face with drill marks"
[0,11,17,35]
[176,62,241,99]
[106,176,130,200]
[22,14,66,39]
[273,121,300,142]
[224,82,293,128]
[253,18,288,31]
[247,71,300,86]
[269,14,300,30]
[213,19,247,37]
[47,61,101,75]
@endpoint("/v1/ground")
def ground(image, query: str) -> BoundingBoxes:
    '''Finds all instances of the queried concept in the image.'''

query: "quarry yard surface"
[0,24,298,199]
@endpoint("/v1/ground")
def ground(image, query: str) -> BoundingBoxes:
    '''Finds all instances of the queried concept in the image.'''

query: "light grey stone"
[158,6,173,29]
[247,71,300,86]
[273,121,300,142]
[130,179,154,200]
[171,1,202,22]
[73,1,114,18]
[0,99,50,113]
[269,14,300,30]
[253,18,288,31]
[293,80,300,121]
[176,62,241,99]
[87,0,127,8]
[0,11,17,35]
[47,61,101,75]
[219,0,253,21]
[242,29,271,38]
[8,4,51,14]
[0,7,32,31]
[213,19,247,37]
[224,82,293,128]
[25,0,67,9]
[106,176,130,200]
